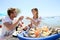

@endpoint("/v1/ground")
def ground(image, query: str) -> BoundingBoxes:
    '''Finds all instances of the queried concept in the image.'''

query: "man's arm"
[4,19,20,30]
[4,16,24,30]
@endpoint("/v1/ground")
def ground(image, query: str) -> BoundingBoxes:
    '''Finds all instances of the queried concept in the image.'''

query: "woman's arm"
[31,20,40,26]
[26,17,41,26]
[32,17,41,26]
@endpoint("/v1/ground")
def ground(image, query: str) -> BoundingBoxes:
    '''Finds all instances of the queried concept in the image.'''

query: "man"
[1,8,24,39]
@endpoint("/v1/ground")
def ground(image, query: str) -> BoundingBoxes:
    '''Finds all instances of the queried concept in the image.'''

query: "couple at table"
[1,8,41,38]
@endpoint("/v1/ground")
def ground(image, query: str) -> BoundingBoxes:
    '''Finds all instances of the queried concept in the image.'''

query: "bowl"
[17,32,60,40]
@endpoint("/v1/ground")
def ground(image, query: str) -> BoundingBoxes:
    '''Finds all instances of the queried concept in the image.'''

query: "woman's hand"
[26,17,32,21]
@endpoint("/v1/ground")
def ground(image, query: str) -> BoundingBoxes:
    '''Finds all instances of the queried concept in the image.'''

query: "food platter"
[23,26,60,38]
[17,26,60,40]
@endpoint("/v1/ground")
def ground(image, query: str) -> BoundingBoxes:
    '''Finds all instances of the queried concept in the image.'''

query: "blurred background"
[0,0,60,28]
[0,0,60,18]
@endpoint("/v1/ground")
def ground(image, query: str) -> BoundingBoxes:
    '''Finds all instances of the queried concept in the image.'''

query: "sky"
[0,0,60,18]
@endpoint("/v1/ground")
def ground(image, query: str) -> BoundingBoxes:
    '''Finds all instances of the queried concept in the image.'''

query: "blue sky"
[0,0,60,17]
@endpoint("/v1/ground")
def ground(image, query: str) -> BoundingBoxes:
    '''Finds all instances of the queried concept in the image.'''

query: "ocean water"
[0,16,60,28]
[0,13,6,19]
[21,16,60,28]
[0,22,1,24]
[40,16,60,28]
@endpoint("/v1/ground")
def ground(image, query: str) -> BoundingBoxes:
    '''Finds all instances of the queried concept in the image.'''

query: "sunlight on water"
[40,16,60,28]
[0,16,60,28]
[22,18,31,26]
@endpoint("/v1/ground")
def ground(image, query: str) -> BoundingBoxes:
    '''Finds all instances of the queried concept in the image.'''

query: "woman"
[26,8,41,28]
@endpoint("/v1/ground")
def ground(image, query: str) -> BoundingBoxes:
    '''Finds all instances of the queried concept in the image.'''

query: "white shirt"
[1,16,14,37]
[32,17,41,28]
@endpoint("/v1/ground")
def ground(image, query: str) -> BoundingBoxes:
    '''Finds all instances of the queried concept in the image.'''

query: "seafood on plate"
[23,26,60,38]
[41,26,52,37]
[24,27,42,38]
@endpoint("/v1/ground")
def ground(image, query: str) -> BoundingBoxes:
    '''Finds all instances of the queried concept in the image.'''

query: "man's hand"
[23,26,27,31]
[19,16,24,21]
[28,24,32,28]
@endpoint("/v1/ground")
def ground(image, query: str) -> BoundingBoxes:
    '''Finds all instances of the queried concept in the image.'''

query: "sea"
[0,13,60,28]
